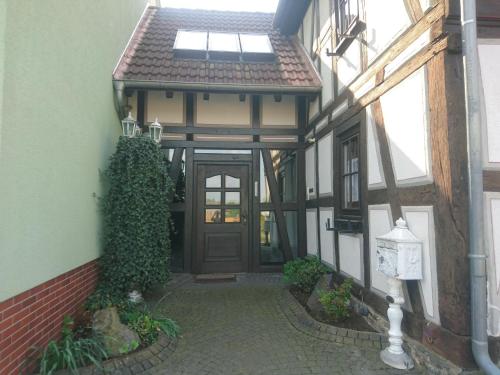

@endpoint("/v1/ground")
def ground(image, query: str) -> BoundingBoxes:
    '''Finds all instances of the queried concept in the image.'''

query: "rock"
[306,273,333,314]
[93,307,140,356]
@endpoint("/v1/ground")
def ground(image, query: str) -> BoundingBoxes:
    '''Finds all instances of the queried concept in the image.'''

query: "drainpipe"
[113,80,126,120]
[460,0,500,373]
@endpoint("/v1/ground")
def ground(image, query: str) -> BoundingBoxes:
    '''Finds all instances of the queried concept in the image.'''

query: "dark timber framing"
[136,90,308,274]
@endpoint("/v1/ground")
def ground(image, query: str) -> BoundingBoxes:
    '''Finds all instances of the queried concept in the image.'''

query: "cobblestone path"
[146,274,421,375]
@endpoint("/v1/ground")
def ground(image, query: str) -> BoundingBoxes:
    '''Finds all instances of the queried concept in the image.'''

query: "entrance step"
[194,273,237,283]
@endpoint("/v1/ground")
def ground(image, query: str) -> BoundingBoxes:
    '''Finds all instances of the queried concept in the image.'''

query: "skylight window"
[208,32,240,53]
[173,30,208,58]
[173,30,274,61]
[239,34,273,54]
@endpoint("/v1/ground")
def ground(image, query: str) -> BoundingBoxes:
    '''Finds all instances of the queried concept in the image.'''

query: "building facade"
[113,0,500,368]
[278,0,500,368]
[0,1,149,373]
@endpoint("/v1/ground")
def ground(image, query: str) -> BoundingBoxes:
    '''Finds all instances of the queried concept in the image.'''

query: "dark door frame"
[192,153,254,273]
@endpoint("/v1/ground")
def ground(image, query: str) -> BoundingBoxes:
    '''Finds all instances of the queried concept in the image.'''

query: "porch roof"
[113,7,321,94]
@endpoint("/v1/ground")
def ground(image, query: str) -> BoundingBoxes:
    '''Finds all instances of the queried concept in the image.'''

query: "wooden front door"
[194,163,250,273]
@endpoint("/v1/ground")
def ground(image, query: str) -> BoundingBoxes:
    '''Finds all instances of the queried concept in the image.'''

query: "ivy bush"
[100,136,173,295]
[283,256,329,294]
[318,278,353,322]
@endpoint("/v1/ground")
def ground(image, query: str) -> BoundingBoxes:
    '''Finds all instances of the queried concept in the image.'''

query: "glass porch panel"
[170,211,185,272]
[260,150,297,203]
[259,211,284,264]
[284,211,298,259]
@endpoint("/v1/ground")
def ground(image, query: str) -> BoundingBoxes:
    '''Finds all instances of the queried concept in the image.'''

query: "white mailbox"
[376,217,423,370]
[376,218,423,280]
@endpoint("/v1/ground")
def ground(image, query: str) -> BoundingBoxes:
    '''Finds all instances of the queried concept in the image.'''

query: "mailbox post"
[376,218,423,370]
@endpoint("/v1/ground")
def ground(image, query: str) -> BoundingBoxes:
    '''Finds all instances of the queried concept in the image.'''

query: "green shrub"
[39,316,108,375]
[100,136,173,295]
[318,278,353,322]
[283,256,328,294]
[120,304,180,346]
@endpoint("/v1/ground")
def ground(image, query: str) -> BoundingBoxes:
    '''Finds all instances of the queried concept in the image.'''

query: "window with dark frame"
[334,0,359,44]
[340,133,360,211]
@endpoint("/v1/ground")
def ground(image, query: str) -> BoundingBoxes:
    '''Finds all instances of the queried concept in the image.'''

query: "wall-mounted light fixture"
[121,112,137,138]
[273,94,282,102]
[149,118,163,144]
[203,92,210,101]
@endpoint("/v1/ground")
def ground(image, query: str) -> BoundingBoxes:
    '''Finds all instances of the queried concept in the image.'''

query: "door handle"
[241,213,247,224]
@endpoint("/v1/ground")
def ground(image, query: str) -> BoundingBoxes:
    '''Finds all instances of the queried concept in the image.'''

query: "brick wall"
[0,260,99,375]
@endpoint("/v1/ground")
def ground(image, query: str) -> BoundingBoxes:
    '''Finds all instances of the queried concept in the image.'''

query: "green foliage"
[85,286,129,312]
[118,340,139,355]
[120,304,180,346]
[318,278,354,322]
[100,136,173,295]
[39,316,108,375]
[283,256,329,294]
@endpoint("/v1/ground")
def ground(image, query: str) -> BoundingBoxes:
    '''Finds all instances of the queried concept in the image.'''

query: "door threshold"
[194,273,237,283]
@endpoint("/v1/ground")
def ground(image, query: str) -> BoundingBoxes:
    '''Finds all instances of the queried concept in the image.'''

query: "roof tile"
[114,7,321,92]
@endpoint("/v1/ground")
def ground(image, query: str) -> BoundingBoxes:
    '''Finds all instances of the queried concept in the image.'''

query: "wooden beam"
[404,0,424,23]
[161,140,304,150]
[183,147,194,272]
[350,2,444,94]
[261,149,294,261]
[484,170,500,192]
[161,126,303,136]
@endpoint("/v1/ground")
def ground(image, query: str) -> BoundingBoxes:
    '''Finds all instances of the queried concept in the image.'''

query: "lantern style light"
[149,117,163,143]
[121,112,137,138]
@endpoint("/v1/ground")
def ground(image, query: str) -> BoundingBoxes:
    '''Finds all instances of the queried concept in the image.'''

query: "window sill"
[332,20,364,57]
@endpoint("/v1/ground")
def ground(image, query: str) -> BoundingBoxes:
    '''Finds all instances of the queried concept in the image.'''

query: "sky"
[160,0,279,13]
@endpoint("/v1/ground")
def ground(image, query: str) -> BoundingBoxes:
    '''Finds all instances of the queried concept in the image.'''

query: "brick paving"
[144,274,422,375]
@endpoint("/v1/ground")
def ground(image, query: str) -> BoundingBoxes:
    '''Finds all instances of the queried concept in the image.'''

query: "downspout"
[113,80,126,120]
[460,0,500,373]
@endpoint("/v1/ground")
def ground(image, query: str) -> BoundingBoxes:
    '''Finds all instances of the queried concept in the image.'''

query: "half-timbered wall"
[297,0,483,366]
[479,39,500,338]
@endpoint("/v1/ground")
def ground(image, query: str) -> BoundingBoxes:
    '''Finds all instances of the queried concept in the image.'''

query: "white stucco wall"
[146,90,184,124]
[380,66,432,186]
[365,0,411,63]
[196,93,250,126]
[261,95,296,127]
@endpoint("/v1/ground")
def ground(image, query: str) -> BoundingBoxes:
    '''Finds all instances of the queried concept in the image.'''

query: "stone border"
[61,334,177,375]
[278,288,388,350]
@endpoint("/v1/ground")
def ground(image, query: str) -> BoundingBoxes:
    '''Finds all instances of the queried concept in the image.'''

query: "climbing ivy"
[100,136,173,295]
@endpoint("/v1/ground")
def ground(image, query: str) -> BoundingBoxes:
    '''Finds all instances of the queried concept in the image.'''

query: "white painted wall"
[419,0,432,12]
[261,95,296,127]
[402,206,440,324]
[319,207,335,268]
[484,192,500,336]
[380,66,432,186]
[146,91,184,124]
[318,0,331,40]
[366,105,386,190]
[318,133,333,196]
[337,39,362,92]
[303,2,314,55]
[368,204,393,295]
[195,93,250,126]
[478,41,500,169]
[365,0,411,63]
[338,233,363,283]
[306,145,316,199]
[306,208,318,256]
[309,96,320,121]
[320,38,334,107]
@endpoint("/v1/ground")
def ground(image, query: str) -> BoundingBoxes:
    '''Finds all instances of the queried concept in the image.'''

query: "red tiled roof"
[113,7,321,93]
